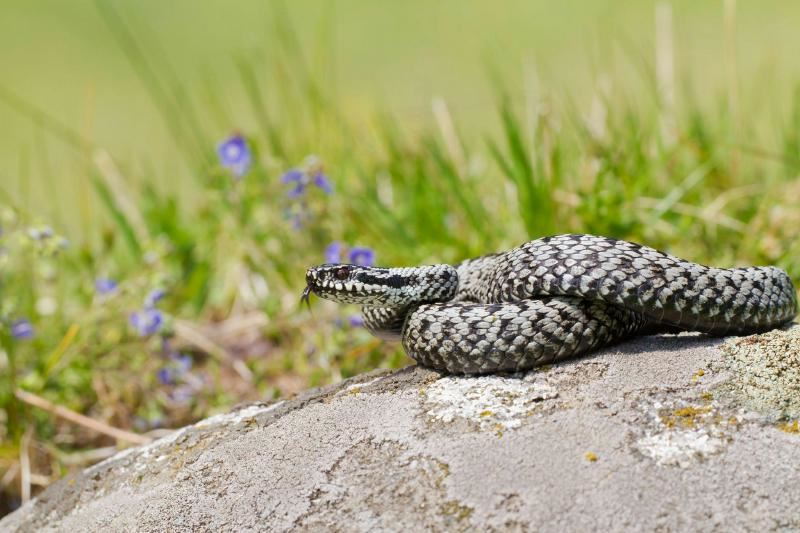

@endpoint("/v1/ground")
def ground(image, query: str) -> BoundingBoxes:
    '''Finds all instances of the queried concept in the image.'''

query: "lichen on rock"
[719,325,800,419]
[422,374,558,431]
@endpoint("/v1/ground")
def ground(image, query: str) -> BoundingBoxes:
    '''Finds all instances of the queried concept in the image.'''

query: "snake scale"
[304,234,797,374]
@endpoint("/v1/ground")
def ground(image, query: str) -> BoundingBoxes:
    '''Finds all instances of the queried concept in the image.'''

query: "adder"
[303,234,797,374]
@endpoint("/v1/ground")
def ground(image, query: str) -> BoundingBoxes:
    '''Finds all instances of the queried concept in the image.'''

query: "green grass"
[1,0,800,515]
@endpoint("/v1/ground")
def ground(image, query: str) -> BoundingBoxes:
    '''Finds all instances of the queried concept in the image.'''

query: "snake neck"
[356,256,512,340]
[374,264,460,307]
[306,263,459,306]
[357,264,463,340]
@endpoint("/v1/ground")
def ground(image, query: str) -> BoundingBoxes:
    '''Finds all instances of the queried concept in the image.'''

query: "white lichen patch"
[633,397,735,467]
[423,375,558,431]
[636,429,725,468]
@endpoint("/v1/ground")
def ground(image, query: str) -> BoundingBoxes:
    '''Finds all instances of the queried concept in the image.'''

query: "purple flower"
[217,134,252,178]
[281,167,334,198]
[95,278,118,295]
[145,289,166,309]
[280,169,304,184]
[281,170,306,198]
[348,314,364,328]
[156,367,174,385]
[11,319,34,340]
[173,353,193,374]
[348,247,376,267]
[312,171,333,194]
[130,308,164,337]
[325,241,343,263]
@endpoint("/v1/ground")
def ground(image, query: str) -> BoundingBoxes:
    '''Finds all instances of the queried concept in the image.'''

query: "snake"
[303,234,798,374]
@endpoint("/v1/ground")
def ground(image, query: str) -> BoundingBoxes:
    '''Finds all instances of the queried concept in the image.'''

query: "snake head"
[304,263,458,307]
[304,264,396,305]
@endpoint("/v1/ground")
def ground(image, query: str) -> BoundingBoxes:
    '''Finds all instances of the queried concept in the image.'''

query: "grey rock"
[3,327,800,532]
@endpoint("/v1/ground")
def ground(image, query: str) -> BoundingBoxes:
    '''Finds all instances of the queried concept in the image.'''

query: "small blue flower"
[173,353,193,374]
[217,134,252,178]
[312,171,333,194]
[281,169,307,198]
[281,167,334,198]
[348,314,364,328]
[280,169,304,183]
[95,278,118,295]
[145,289,166,309]
[156,367,174,385]
[130,308,164,337]
[288,184,306,199]
[325,241,343,263]
[348,247,376,267]
[11,319,34,340]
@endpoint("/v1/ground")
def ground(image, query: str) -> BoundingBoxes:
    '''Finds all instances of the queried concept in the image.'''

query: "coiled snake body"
[304,234,797,374]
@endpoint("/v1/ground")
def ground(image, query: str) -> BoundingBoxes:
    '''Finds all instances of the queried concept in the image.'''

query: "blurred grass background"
[1,0,799,515]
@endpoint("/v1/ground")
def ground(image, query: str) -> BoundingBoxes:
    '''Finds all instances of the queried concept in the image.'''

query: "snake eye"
[335,267,349,280]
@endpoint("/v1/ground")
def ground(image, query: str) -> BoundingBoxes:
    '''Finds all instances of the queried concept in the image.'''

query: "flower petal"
[325,242,343,264]
[348,247,376,267]
[130,308,164,337]
[145,289,166,309]
[217,135,252,177]
[157,367,175,385]
[11,319,34,340]
[95,278,118,295]
[280,169,304,184]
[313,172,334,194]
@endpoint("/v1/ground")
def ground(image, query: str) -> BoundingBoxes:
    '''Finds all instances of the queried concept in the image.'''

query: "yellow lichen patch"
[661,406,712,429]
[700,391,714,402]
[433,460,451,490]
[691,369,706,383]
[440,500,474,521]
[674,406,710,417]
[347,387,362,396]
[778,420,799,434]
[479,410,494,418]
[584,451,598,462]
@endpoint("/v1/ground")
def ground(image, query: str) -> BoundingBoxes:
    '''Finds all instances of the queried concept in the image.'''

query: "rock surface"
[3,327,800,532]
